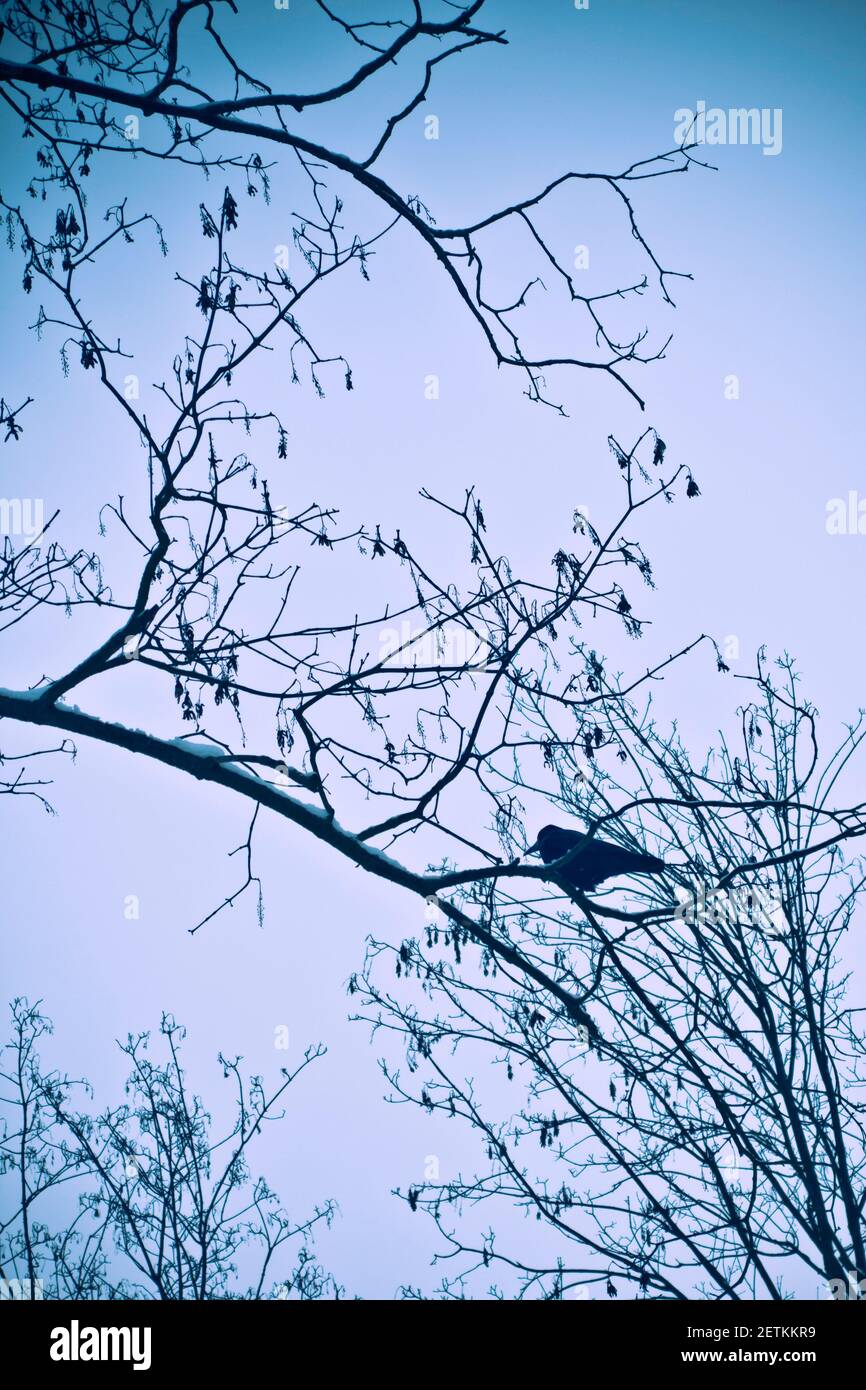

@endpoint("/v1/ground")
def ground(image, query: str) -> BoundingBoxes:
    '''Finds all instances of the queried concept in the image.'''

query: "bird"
[526,824,666,892]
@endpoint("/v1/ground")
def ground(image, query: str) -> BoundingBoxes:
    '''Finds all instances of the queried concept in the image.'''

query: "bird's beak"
[525,839,540,856]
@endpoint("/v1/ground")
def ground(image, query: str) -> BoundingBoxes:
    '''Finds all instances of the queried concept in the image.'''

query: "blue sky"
[1,0,864,1297]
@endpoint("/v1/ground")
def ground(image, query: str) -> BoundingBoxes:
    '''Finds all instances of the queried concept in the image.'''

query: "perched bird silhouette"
[527,824,666,892]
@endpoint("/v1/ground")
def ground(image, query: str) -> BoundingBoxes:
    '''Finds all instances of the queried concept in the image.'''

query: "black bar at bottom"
[3,1295,860,1376]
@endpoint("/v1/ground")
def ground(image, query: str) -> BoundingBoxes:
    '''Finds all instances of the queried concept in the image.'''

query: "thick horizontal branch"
[0,686,595,1032]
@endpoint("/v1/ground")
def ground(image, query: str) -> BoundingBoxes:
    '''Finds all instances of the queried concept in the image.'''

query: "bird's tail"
[632,852,666,876]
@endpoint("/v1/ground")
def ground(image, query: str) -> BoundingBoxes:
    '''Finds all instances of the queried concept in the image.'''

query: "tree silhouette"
[357,651,866,1299]
[0,3,703,935]
[0,1,699,408]
[1,2,863,1302]
[0,999,339,1299]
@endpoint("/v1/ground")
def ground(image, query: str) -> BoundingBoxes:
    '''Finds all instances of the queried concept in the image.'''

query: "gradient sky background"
[2,0,865,1298]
